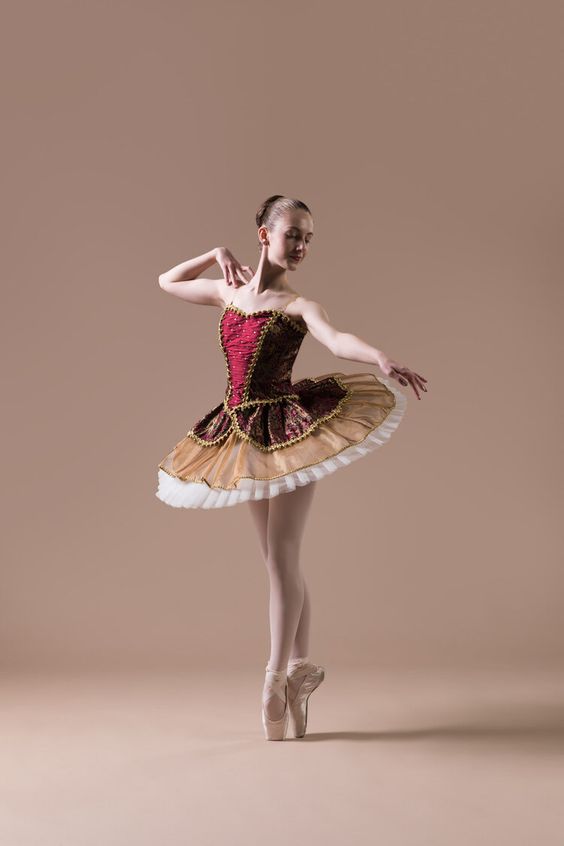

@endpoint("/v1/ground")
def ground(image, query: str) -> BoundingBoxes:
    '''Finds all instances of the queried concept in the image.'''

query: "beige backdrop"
[2,0,562,672]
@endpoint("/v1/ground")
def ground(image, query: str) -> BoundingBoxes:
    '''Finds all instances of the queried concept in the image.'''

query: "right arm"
[158,247,253,306]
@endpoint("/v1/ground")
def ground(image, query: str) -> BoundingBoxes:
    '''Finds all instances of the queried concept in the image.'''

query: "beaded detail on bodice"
[219,304,307,410]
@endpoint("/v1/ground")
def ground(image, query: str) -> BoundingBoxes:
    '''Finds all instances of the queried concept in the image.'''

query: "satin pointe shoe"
[261,665,289,741]
[287,660,325,738]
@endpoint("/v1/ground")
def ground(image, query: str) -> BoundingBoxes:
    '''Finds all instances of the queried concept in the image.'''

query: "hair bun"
[255,194,285,227]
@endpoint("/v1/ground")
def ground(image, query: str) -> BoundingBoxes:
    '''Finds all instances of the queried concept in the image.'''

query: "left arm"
[300,299,428,400]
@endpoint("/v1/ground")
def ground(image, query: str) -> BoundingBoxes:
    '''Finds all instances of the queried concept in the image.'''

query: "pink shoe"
[262,666,289,741]
[287,661,325,738]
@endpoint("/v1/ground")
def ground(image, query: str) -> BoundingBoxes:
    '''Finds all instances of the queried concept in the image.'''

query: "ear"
[257,225,269,246]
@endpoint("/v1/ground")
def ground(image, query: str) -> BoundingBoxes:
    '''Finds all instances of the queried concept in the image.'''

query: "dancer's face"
[261,211,314,270]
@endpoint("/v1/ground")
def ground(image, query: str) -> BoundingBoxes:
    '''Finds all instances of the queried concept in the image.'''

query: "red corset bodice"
[219,305,307,409]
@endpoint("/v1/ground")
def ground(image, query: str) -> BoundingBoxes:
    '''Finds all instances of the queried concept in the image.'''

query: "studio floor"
[0,667,562,845]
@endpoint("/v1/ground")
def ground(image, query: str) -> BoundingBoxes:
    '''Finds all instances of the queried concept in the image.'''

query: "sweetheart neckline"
[220,303,307,333]
[223,304,284,316]
[221,302,294,316]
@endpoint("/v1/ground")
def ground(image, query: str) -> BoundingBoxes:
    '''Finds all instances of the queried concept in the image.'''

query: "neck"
[250,251,289,294]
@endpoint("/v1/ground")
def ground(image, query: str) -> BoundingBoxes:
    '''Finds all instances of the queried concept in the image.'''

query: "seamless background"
[2,3,563,845]
[1,0,562,673]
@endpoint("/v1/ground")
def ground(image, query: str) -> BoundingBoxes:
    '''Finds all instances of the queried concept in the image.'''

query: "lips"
[290,255,301,261]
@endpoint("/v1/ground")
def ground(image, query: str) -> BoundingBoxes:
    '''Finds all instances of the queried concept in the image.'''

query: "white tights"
[248,482,317,721]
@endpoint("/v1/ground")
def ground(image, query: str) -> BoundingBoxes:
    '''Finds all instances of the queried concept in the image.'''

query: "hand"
[215,247,254,288]
[377,355,428,400]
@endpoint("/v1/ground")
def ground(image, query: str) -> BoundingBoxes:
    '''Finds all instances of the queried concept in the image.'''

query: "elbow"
[332,333,343,359]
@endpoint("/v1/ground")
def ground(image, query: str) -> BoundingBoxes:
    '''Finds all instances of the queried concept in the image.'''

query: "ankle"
[263,665,288,721]
[264,664,287,692]
[265,662,287,676]
[287,655,310,673]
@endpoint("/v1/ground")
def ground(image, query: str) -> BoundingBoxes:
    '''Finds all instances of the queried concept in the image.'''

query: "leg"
[248,492,313,666]
[247,497,269,561]
[291,577,311,660]
[262,482,317,719]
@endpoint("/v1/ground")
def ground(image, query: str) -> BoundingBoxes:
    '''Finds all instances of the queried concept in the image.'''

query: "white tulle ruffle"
[156,376,407,510]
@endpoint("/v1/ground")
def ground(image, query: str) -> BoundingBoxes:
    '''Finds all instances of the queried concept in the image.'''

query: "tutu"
[156,296,407,509]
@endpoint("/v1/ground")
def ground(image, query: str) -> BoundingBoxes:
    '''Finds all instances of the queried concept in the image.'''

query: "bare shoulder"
[288,296,331,321]
[215,276,239,307]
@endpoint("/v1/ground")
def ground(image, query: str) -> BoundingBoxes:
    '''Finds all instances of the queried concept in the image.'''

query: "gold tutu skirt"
[156,372,407,509]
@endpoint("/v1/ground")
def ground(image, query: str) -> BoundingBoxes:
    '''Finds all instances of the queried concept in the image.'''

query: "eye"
[287,231,312,244]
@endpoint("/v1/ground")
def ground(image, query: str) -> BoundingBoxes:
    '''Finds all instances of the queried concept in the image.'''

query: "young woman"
[156,195,428,741]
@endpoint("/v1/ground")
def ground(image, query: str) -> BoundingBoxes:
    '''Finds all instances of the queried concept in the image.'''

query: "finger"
[391,368,409,388]
[412,373,428,389]
[410,374,422,400]
[393,366,423,398]
[405,373,421,399]
[413,370,429,382]
[400,367,426,394]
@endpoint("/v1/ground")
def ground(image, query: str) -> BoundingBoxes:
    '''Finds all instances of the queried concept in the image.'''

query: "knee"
[265,546,301,581]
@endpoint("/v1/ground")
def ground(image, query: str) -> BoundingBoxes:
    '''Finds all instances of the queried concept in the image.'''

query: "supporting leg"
[263,483,316,719]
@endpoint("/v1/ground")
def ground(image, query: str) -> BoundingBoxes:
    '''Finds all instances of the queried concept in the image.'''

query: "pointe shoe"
[287,660,325,738]
[261,666,289,741]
